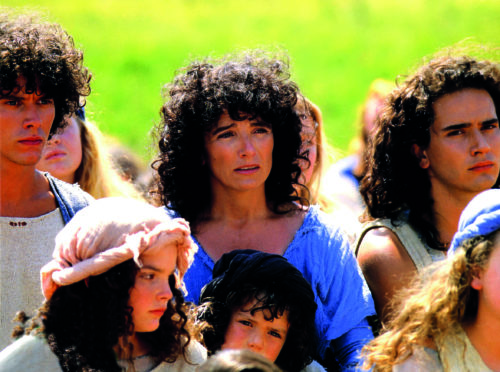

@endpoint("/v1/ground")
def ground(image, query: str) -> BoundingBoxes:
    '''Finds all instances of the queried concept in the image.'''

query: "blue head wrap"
[448,189,500,256]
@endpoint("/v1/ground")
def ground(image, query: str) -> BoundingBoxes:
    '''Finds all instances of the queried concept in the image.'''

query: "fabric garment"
[354,211,446,272]
[394,326,492,372]
[0,173,92,350]
[302,360,326,372]
[322,155,365,244]
[168,205,376,359]
[0,335,207,372]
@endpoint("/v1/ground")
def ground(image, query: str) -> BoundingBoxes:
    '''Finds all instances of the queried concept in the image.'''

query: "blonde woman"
[294,96,336,214]
[362,189,500,371]
[38,109,144,200]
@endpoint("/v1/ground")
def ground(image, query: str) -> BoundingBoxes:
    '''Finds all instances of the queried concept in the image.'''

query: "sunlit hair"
[196,251,318,372]
[361,230,498,372]
[199,349,283,372]
[15,261,193,372]
[73,115,144,200]
[360,54,500,248]
[152,51,307,225]
[0,8,91,135]
[294,96,336,213]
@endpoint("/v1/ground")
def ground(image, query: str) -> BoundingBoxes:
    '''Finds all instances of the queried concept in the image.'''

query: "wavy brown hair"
[152,51,307,225]
[360,55,500,248]
[361,230,498,371]
[18,260,193,372]
[0,9,91,136]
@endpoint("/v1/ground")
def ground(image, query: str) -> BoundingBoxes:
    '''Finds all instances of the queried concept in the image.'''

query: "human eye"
[217,131,234,139]
[482,121,499,130]
[139,271,155,280]
[254,127,271,134]
[237,319,252,327]
[38,97,54,105]
[269,330,283,339]
[1,98,19,106]
[446,129,464,137]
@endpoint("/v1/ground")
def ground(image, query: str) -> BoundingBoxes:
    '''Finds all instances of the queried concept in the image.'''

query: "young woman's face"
[128,244,177,333]
[298,112,318,186]
[37,115,83,183]
[222,298,290,363]
[471,232,500,323]
[204,112,274,195]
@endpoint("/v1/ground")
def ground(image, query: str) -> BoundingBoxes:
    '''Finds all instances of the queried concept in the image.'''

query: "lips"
[469,161,495,172]
[44,150,66,161]
[18,136,43,146]
[149,308,167,317]
[235,164,260,173]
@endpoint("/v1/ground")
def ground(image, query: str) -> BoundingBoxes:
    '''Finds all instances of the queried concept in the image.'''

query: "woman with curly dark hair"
[153,52,375,371]
[0,197,206,371]
[197,250,324,372]
[355,53,500,326]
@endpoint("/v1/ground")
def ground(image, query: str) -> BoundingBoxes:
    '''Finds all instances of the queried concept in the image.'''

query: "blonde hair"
[361,231,498,371]
[75,116,144,200]
[294,96,336,213]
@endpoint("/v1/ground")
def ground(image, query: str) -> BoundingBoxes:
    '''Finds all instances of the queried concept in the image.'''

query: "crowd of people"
[0,8,499,372]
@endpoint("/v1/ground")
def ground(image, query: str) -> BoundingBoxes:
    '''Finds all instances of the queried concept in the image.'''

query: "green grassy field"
[4,0,500,162]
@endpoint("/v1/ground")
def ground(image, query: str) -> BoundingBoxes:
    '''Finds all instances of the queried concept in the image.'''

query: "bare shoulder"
[357,227,416,320]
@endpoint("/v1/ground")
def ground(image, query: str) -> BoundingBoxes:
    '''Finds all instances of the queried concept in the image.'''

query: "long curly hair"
[0,9,91,135]
[361,230,498,372]
[360,55,500,248]
[152,51,307,225]
[21,260,193,372]
[196,250,318,372]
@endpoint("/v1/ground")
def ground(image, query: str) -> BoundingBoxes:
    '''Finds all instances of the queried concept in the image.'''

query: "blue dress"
[168,206,375,367]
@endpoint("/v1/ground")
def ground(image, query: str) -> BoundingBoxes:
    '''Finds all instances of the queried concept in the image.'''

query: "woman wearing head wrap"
[0,197,206,371]
[362,189,500,371]
[197,250,325,372]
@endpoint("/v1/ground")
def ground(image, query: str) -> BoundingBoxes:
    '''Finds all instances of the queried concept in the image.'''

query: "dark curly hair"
[18,260,193,372]
[360,55,500,248]
[196,250,318,372]
[0,9,91,135]
[153,52,307,225]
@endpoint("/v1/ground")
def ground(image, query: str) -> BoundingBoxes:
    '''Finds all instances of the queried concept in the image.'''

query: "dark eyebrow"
[482,118,499,126]
[251,120,272,128]
[212,123,236,136]
[441,123,470,132]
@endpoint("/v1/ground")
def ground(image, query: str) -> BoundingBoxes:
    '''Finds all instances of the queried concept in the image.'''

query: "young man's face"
[0,76,55,168]
[417,88,500,200]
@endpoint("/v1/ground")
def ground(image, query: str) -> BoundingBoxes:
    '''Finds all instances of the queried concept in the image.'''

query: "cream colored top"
[354,214,445,271]
[0,209,64,350]
[394,326,493,372]
[0,335,207,371]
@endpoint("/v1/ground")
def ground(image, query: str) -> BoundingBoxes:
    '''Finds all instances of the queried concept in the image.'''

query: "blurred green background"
[4,0,499,162]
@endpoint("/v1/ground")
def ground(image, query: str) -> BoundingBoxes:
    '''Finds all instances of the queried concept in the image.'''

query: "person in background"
[199,349,283,372]
[153,51,375,371]
[0,197,206,371]
[362,189,500,371]
[355,54,500,325]
[323,79,394,242]
[0,9,92,349]
[197,250,325,372]
[294,96,335,213]
[37,108,144,200]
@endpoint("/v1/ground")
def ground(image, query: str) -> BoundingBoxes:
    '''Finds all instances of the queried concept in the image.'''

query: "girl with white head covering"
[0,197,206,371]
[361,189,500,371]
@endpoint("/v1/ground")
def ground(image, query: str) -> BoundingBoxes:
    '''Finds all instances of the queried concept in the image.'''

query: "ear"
[470,269,484,291]
[411,144,430,169]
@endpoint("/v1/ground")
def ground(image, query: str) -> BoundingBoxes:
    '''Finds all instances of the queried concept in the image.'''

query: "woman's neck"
[115,334,150,360]
[209,186,271,222]
[463,312,500,370]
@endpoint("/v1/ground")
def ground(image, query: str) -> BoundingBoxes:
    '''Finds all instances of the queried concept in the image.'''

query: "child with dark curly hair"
[0,9,93,349]
[197,250,325,372]
[152,51,375,370]
[0,198,206,371]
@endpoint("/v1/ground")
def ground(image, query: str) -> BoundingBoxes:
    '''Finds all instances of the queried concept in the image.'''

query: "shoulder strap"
[354,218,433,272]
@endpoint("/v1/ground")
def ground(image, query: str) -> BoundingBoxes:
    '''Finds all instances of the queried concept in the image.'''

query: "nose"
[46,135,61,146]
[22,103,43,130]
[157,280,173,301]
[247,330,264,352]
[239,135,256,158]
[470,129,491,156]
